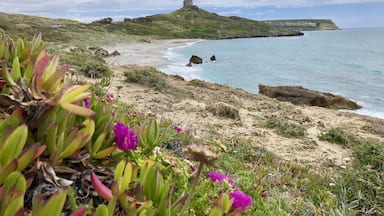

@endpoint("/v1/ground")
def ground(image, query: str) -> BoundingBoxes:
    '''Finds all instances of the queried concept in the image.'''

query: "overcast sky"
[1,0,384,28]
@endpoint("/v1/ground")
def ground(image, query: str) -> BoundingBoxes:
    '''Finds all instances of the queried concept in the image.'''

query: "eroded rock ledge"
[259,84,361,110]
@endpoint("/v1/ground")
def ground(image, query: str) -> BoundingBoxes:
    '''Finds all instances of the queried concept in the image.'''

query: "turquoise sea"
[159,28,384,119]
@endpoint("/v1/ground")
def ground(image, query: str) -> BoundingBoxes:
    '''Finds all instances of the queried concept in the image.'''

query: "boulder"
[92,17,113,25]
[88,47,120,58]
[189,55,203,64]
[210,55,216,61]
[110,50,121,56]
[258,84,361,110]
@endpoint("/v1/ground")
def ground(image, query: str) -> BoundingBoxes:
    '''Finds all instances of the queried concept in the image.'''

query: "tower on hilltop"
[183,0,193,8]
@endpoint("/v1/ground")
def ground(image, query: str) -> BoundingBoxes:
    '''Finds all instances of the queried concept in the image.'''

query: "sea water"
[159,28,384,119]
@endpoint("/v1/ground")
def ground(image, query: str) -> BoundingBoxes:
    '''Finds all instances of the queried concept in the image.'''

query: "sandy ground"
[104,39,201,68]
[101,40,384,170]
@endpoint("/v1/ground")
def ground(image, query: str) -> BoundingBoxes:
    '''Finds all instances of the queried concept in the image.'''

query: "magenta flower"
[173,126,182,133]
[208,171,234,184]
[106,93,114,100]
[83,98,90,108]
[113,122,138,151]
[229,190,253,209]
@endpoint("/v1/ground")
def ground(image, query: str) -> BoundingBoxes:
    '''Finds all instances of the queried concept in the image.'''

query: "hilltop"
[96,6,303,39]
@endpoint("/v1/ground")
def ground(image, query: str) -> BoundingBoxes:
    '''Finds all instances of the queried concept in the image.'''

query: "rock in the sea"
[258,84,361,110]
[189,55,203,64]
[210,55,216,61]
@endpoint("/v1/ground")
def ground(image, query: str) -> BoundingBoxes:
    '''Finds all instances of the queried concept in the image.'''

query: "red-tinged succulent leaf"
[17,143,39,171]
[33,55,49,75]
[0,160,18,184]
[11,107,23,122]
[69,207,87,216]
[90,172,112,200]
[34,145,46,160]
[13,208,25,216]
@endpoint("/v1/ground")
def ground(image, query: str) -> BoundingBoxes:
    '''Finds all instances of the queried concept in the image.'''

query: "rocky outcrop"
[88,47,120,58]
[92,17,113,25]
[186,55,202,66]
[259,85,361,110]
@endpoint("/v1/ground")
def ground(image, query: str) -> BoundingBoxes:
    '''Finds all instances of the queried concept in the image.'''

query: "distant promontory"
[263,19,339,31]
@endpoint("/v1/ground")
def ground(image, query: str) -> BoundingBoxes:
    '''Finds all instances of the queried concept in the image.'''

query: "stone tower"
[183,0,193,8]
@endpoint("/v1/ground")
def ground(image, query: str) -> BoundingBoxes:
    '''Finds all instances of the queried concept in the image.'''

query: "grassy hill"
[93,6,303,39]
[263,19,339,31]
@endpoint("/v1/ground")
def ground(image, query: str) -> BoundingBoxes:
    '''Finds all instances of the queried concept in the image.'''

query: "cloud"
[1,0,383,25]
[2,0,384,14]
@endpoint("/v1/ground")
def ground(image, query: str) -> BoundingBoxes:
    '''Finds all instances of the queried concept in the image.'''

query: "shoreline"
[103,38,384,120]
[104,39,202,69]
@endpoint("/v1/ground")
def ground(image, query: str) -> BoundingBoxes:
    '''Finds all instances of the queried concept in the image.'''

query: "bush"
[264,118,306,138]
[124,66,166,91]
[318,128,351,146]
[80,60,112,78]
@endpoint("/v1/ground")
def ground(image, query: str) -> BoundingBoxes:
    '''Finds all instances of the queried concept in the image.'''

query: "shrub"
[318,128,351,146]
[80,60,112,78]
[264,118,306,138]
[124,66,166,91]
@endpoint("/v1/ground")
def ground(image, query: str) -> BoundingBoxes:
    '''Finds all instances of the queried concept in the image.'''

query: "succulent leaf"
[0,124,28,167]
[90,172,112,200]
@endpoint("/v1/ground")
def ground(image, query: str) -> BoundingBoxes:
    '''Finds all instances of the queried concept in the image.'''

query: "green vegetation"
[319,128,384,214]
[263,19,339,31]
[124,66,167,91]
[92,7,303,39]
[318,128,356,146]
[264,117,307,138]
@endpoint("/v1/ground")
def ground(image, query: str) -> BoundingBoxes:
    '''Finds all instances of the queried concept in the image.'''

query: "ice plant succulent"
[106,93,114,100]
[173,126,182,133]
[229,190,253,210]
[208,171,234,185]
[113,122,138,151]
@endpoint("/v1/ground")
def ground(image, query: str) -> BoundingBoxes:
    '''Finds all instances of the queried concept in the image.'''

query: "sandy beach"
[104,39,201,68]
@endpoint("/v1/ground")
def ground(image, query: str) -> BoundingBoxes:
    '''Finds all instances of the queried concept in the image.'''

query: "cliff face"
[263,19,339,31]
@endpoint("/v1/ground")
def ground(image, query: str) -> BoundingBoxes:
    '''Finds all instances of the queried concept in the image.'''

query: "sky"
[1,0,384,28]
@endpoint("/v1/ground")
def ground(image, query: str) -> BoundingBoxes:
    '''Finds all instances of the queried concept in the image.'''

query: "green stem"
[179,161,205,216]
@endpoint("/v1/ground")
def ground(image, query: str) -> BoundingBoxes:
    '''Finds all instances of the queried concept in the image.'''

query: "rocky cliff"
[263,19,339,31]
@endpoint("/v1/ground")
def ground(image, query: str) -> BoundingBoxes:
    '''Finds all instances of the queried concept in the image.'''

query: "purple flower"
[229,190,253,210]
[106,93,114,100]
[83,98,90,108]
[208,171,234,184]
[113,122,138,151]
[173,126,182,133]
